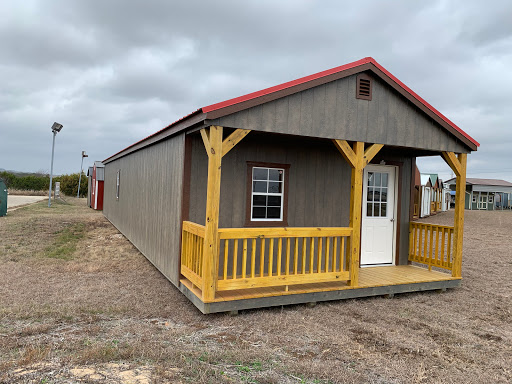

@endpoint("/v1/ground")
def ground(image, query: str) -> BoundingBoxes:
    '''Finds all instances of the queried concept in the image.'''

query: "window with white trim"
[251,167,284,221]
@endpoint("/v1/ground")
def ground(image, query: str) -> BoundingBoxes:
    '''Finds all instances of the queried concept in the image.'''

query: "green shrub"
[0,171,88,197]
[60,173,88,197]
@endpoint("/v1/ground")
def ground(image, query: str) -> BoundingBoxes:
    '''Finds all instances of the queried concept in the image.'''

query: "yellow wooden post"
[452,153,467,278]
[348,142,364,286]
[202,126,223,302]
[333,140,383,287]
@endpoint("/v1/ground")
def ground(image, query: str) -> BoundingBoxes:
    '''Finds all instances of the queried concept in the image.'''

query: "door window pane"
[367,187,374,202]
[380,188,388,203]
[367,203,373,217]
[366,171,391,218]
[381,173,388,187]
[368,172,374,186]
[380,203,387,217]
[374,173,381,187]
[374,188,381,202]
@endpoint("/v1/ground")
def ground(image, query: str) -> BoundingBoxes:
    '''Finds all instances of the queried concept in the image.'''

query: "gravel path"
[7,195,47,209]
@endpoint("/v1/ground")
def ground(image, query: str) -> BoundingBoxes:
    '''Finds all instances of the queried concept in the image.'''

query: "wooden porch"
[179,126,468,313]
[179,219,461,313]
[180,264,460,314]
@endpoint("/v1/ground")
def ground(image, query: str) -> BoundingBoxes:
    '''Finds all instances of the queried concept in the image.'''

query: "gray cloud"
[1,0,511,182]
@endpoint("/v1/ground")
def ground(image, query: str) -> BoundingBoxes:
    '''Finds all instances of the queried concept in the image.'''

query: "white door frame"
[360,164,398,266]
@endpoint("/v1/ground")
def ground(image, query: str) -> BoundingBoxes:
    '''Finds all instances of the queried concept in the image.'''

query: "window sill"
[244,220,288,228]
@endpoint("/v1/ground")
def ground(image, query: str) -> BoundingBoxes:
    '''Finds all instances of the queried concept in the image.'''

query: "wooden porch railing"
[216,227,352,291]
[409,222,454,270]
[181,221,205,289]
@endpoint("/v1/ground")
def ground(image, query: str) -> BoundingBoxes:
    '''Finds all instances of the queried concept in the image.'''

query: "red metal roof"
[103,109,202,163]
[105,57,479,163]
[202,57,371,112]
[202,57,479,148]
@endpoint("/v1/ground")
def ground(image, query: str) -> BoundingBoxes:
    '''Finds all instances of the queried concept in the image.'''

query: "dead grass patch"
[0,202,511,383]
[44,222,86,260]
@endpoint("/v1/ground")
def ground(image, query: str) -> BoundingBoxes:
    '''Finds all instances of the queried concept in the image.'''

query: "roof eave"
[103,110,207,164]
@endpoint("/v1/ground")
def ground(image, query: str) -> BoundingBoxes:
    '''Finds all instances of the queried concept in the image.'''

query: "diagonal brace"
[222,129,251,157]
[333,139,356,168]
[441,152,461,177]
[363,144,384,166]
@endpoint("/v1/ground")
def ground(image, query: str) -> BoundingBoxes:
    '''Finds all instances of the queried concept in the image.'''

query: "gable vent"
[356,74,372,100]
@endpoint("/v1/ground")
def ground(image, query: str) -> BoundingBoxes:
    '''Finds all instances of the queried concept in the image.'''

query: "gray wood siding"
[103,134,185,286]
[188,132,412,265]
[210,75,468,153]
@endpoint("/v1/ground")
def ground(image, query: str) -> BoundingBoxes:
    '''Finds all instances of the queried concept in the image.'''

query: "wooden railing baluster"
[408,222,455,272]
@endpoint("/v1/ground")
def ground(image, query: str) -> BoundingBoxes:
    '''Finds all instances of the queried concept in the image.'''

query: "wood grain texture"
[202,126,223,301]
[348,142,364,286]
[452,153,467,278]
[209,74,469,153]
[103,133,185,286]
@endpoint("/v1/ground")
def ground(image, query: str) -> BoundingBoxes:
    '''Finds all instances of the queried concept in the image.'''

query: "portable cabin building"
[445,178,512,210]
[412,166,421,219]
[91,162,105,210]
[103,57,479,314]
[419,174,432,218]
[439,179,451,212]
[87,166,93,208]
[0,179,7,217]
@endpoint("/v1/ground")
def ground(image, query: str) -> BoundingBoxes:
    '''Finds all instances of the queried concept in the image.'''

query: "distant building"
[91,162,105,210]
[86,166,94,208]
[445,178,512,210]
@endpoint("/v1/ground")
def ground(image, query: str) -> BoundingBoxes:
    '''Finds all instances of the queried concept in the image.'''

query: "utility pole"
[77,151,88,198]
[48,122,63,207]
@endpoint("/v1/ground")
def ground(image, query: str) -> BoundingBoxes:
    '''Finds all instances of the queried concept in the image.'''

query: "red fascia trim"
[203,56,479,148]
[202,57,373,112]
[370,60,480,147]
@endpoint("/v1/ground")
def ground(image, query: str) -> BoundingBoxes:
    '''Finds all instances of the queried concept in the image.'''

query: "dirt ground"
[0,199,510,384]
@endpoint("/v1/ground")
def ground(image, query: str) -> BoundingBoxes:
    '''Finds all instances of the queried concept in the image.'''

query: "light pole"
[77,151,88,198]
[48,122,63,207]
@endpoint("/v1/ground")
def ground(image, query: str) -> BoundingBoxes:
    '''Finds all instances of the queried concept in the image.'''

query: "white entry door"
[361,165,397,266]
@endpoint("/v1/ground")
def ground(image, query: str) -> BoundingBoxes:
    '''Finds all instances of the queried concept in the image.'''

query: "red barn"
[91,161,105,210]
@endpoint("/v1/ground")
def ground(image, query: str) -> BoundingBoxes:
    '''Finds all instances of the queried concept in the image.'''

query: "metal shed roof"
[104,57,479,164]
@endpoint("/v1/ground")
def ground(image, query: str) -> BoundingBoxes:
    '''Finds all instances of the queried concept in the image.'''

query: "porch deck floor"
[180,265,460,305]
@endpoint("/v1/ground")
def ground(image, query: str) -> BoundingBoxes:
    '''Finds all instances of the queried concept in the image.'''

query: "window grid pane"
[366,172,390,217]
[251,167,284,221]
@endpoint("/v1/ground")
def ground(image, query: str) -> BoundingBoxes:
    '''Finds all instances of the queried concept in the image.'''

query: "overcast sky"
[1,0,511,182]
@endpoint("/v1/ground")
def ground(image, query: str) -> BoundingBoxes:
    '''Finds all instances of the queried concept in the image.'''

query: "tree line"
[0,171,88,197]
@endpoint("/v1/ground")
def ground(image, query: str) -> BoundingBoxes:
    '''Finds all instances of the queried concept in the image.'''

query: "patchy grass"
[0,199,511,383]
[44,222,86,260]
